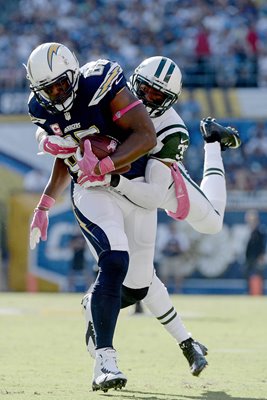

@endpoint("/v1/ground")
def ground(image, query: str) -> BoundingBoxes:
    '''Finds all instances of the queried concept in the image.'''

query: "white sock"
[201,142,226,217]
[143,274,190,344]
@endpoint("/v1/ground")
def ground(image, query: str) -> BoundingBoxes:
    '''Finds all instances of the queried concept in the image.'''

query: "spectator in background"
[133,300,144,314]
[68,228,92,292]
[244,209,266,295]
[194,23,212,86]
[244,121,267,160]
[157,221,190,292]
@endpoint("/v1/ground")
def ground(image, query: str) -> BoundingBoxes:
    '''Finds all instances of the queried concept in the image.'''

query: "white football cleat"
[81,292,96,359]
[92,348,127,393]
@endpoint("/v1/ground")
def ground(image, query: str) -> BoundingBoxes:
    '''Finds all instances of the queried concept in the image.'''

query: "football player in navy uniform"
[79,57,241,376]
[26,42,157,393]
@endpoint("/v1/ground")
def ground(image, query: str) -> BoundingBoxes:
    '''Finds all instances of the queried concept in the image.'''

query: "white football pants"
[72,182,157,289]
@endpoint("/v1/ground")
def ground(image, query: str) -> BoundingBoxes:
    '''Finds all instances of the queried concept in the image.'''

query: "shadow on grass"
[102,389,266,400]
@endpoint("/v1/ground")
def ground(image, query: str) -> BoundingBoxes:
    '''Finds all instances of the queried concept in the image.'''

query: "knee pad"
[94,250,129,295]
[121,285,149,308]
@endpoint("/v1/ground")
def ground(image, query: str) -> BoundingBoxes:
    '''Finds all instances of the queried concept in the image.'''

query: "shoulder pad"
[81,60,126,106]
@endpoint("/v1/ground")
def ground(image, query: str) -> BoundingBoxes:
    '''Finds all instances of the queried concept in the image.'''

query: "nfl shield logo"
[64,112,71,120]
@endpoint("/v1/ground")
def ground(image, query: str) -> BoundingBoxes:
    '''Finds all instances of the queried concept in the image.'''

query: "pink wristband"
[37,194,56,210]
[98,156,115,175]
[112,100,142,122]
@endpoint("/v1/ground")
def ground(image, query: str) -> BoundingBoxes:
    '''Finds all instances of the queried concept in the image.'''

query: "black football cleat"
[200,117,241,150]
[179,338,208,377]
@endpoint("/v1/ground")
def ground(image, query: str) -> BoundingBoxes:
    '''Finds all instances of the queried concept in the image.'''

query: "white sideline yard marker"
[0,307,24,315]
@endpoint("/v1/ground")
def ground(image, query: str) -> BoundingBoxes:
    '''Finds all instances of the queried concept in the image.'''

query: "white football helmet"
[130,56,182,117]
[25,42,80,113]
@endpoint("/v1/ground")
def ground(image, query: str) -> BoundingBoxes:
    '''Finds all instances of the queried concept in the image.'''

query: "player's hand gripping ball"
[79,134,118,159]
[79,134,131,174]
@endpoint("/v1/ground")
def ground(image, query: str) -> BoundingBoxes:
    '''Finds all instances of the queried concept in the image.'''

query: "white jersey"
[149,107,190,163]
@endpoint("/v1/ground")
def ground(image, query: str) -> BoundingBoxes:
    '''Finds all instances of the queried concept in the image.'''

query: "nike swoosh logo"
[115,76,123,85]
[180,139,188,144]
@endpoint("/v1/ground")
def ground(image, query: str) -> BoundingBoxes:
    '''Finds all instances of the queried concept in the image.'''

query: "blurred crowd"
[1,0,267,90]
[1,0,267,190]
[229,121,267,191]
[180,118,267,192]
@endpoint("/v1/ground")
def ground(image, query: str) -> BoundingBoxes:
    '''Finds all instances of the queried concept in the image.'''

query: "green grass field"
[0,293,266,400]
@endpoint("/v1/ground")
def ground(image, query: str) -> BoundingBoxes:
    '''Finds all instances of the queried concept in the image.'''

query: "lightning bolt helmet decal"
[47,44,61,71]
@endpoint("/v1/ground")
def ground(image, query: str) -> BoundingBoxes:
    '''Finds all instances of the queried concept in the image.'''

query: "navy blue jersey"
[28,59,147,181]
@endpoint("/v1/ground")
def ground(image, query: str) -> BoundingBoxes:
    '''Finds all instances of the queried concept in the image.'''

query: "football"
[79,134,131,174]
[80,134,119,159]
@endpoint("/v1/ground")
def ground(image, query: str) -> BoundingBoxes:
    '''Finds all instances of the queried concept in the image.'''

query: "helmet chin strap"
[54,94,74,113]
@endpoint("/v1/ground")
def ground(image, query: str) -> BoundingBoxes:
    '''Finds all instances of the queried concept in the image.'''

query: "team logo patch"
[107,140,118,152]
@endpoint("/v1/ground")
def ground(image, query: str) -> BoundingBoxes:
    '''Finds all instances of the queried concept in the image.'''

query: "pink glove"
[30,194,55,250]
[77,171,111,188]
[40,136,77,158]
[98,156,116,175]
[76,139,99,174]
[76,140,115,175]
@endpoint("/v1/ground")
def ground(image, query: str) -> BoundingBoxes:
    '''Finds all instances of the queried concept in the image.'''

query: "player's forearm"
[110,122,157,169]
[110,89,157,169]
[111,159,171,209]
[43,158,71,199]
[30,158,70,250]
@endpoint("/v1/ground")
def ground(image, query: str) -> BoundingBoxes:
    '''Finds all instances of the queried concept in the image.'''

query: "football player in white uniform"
[110,56,241,232]
[26,42,157,393]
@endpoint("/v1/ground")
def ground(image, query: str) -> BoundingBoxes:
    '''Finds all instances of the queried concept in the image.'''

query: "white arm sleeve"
[113,158,172,209]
